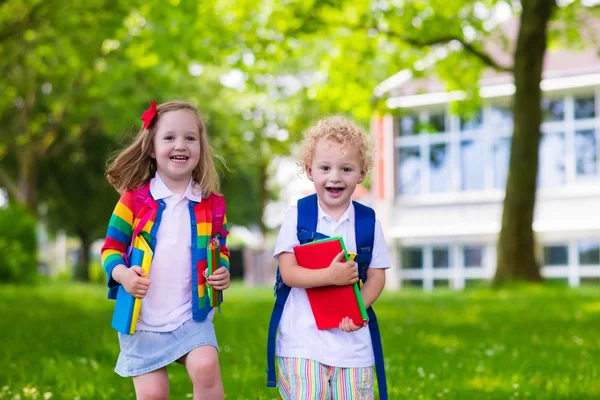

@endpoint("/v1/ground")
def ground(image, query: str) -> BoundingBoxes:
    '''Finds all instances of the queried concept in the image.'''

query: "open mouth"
[170,155,189,163]
[326,186,345,197]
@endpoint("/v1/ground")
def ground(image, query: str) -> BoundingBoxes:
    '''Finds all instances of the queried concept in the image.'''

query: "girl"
[101,100,231,400]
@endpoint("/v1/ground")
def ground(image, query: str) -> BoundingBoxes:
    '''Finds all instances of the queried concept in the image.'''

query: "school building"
[371,43,600,290]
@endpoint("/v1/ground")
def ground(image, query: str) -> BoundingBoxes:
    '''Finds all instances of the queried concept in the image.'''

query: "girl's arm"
[100,191,135,298]
[360,268,386,309]
[279,251,358,288]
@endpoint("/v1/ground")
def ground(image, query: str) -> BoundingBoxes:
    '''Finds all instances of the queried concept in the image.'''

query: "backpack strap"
[126,183,153,262]
[353,200,388,400]
[266,194,327,387]
[210,194,229,240]
[296,193,320,242]
[353,200,375,278]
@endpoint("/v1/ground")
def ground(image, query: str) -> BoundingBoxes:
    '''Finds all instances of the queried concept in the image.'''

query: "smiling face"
[151,109,201,192]
[306,139,366,219]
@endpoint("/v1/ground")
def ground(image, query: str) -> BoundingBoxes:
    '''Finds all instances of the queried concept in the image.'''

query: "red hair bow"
[141,100,157,130]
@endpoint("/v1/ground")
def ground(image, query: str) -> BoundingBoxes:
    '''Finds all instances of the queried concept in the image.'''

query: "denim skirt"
[115,316,219,377]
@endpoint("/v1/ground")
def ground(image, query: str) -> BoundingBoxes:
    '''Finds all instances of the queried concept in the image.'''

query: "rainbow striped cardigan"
[101,184,230,322]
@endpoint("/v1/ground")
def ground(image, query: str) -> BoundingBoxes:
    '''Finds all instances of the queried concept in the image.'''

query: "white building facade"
[373,48,600,291]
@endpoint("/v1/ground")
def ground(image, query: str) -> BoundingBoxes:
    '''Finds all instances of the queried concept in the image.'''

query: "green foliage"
[1,282,600,398]
[0,204,37,283]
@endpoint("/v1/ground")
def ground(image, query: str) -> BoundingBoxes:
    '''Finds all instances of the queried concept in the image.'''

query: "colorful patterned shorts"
[277,357,374,400]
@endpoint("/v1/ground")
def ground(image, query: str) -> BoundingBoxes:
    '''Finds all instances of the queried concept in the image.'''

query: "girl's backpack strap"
[132,182,151,219]
[127,182,152,260]
[210,194,229,239]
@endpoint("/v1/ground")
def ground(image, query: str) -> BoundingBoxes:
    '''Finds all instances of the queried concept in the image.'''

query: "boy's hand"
[338,316,368,332]
[206,266,230,290]
[327,251,359,286]
[121,266,151,299]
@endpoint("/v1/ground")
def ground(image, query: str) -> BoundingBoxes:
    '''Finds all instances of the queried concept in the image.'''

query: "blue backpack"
[266,193,388,399]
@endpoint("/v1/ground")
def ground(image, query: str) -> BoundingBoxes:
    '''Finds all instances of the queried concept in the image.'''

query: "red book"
[293,236,368,330]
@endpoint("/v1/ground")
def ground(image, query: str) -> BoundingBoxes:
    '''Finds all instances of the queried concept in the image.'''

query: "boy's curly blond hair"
[299,116,374,172]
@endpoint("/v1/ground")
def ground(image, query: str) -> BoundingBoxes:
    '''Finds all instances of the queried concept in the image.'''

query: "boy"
[269,116,389,399]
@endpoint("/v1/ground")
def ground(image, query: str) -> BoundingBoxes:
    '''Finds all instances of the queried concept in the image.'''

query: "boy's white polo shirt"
[136,173,213,332]
[273,201,390,368]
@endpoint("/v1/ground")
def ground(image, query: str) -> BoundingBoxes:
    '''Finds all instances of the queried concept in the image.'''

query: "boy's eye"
[342,167,352,172]
[320,166,330,171]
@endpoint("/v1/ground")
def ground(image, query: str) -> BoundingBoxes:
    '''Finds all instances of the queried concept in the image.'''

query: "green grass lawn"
[0,281,599,400]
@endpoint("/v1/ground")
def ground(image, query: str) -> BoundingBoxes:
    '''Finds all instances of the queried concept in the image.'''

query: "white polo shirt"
[273,202,390,367]
[136,173,213,332]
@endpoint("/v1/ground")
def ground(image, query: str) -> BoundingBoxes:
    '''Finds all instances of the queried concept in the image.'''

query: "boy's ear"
[306,166,314,182]
[358,170,366,183]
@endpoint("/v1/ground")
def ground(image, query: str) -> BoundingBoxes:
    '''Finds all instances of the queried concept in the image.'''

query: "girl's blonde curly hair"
[299,116,373,172]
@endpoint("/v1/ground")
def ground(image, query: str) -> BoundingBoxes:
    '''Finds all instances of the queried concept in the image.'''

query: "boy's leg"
[180,345,223,400]
[329,365,374,400]
[132,367,170,400]
[277,357,330,400]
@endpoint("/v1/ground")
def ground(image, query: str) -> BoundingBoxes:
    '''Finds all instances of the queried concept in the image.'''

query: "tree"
[40,120,118,281]
[0,0,137,215]
[495,1,555,283]
[260,0,599,283]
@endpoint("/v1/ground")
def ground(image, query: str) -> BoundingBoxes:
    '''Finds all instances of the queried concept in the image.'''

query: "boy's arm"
[279,251,358,288]
[360,268,386,309]
[359,219,388,309]
[279,252,333,288]
[100,191,135,298]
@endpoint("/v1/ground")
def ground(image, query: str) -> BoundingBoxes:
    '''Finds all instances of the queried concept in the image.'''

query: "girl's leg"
[277,357,330,400]
[181,345,223,400]
[329,366,374,400]
[132,367,170,400]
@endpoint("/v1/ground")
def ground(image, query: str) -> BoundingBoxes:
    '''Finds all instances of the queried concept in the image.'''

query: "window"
[538,133,565,187]
[489,106,513,129]
[428,112,446,133]
[430,144,452,192]
[579,240,600,265]
[574,96,595,120]
[493,137,511,189]
[433,247,450,269]
[464,246,485,267]
[460,110,483,131]
[398,147,421,194]
[461,140,485,190]
[398,115,420,136]
[402,248,423,269]
[543,245,568,266]
[575,130,597,179]
[542,99,564,122]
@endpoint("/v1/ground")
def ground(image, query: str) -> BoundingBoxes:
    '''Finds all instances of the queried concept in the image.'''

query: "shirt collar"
[150,173,202,202]
[317,200,355,224]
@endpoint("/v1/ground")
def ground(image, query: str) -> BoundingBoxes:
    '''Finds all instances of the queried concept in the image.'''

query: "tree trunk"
[74,229,91,281]
[494,0,556,284]
[19,148,38,216]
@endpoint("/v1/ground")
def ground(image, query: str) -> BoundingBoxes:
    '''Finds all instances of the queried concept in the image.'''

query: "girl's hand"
[121,266,151,299]
[338,316,367,332]
[207,266,230,290]
[327,251,359,286]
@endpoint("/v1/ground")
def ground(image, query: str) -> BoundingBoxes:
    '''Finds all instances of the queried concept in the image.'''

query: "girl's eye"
[186,136,196,141]
[342,168,352,172]
[320,166,330,171]
[164,136,174,140]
